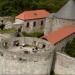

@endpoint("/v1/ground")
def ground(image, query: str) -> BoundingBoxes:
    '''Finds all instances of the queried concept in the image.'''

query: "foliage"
[65,38,75,58]
[0,28,16,33]
[0,0,67,16]
[22,32,44,38]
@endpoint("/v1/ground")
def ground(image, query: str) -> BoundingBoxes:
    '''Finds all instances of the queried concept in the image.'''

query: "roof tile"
[42,25,75,44]
[16,10,49,20]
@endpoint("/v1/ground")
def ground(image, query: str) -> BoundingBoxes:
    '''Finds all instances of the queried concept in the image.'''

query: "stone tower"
[52,0,75,31]
[0,36,54,75]
[49,0,75,32]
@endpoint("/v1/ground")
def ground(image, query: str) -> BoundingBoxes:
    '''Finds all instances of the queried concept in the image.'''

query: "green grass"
[0,28,16,33]
[22,32,44,38]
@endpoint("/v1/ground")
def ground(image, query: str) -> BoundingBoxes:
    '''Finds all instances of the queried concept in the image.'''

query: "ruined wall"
[2,37,54,49]
[0,16,14,29]
[0,37,54,75]
[54,52,75,75]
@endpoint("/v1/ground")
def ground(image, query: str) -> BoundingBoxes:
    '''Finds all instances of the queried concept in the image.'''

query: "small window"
[41,20,44,26]
[26,22,29,28]
[33,22,36,27]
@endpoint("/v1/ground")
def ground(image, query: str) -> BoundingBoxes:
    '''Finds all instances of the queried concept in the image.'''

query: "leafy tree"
[65,38,75,58]
[0,0,67,16]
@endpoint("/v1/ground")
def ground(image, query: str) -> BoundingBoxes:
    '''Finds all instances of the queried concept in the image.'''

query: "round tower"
[52,0,75,32]
[0,36,54,75]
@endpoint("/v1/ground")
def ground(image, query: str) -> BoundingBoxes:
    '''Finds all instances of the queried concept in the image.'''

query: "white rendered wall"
[14,18,46,33]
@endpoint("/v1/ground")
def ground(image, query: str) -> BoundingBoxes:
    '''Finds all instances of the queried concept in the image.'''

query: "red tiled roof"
[42,25,75,44]
[16,10,49,20]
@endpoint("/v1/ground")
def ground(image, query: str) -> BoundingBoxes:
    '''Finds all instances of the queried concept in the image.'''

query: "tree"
[65,38,75,58]
[0,0,67,16]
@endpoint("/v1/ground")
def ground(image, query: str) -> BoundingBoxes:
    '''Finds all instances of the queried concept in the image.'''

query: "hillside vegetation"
[0,0,67,16]
[65,38,75,58]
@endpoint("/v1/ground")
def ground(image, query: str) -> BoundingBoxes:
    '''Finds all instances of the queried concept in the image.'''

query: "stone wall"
[44,16,53,34]
[0,16,14,23]
[0,16,14,29]
[2,37,54,50]
[54,52,75,75]
[0,37,54,75]
[51,18,75,32]
[14,18,46,33]
[0,52,53,75]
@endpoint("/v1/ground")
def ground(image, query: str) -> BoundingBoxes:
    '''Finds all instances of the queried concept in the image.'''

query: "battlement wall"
[0,16,14,23]
[0,53,53,75]
[0,37,54,75]
[1,37,54,53]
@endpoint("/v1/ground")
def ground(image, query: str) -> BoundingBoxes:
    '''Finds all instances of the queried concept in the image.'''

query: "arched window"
[41,20,44,26]
[33,22,36,27]
[26,22,29,28]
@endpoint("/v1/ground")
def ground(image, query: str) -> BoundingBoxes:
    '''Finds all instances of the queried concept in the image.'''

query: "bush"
[22,32,44,38]
[0,28,16,33]
[64,38,75,58]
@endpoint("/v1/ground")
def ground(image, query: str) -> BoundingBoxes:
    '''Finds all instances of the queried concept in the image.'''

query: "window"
[33,22,36,27]
[41,20,44,26]
[26,22,29,28]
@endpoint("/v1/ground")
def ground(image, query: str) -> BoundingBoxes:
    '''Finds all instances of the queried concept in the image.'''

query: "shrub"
[0,28,16,33]
[64,38,75,58]
[22,32,44,38]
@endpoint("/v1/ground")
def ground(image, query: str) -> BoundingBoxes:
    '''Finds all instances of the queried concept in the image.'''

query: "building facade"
[14,10,50,33]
